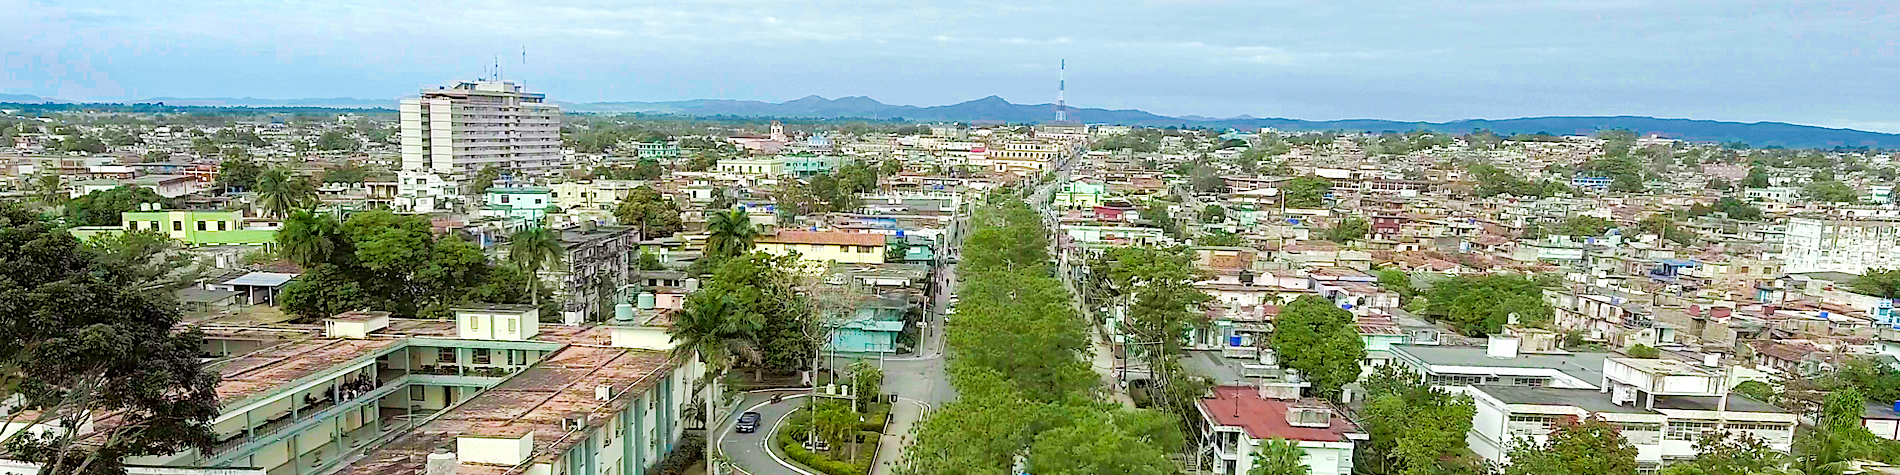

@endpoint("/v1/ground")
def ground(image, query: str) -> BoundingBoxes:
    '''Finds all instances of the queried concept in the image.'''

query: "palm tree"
[507,226,566,311]
[668,293,762,473]
[32,172,64,207]
[257,169,315,219]
[278,210,340,267]
[705,208,757,260]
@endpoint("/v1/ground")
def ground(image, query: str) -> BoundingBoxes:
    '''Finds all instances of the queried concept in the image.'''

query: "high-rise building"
[400,80,562,183]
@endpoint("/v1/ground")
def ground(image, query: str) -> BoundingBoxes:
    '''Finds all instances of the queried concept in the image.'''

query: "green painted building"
[69,209,276,247]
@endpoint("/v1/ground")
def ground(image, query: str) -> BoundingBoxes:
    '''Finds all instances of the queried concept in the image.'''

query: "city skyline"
[7,0,1899,132]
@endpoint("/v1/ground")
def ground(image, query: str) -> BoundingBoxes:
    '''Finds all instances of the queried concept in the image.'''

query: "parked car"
[736,411,762,433]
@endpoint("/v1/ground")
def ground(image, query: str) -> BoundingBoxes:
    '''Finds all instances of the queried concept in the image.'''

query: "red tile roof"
[1198,386,1360,442]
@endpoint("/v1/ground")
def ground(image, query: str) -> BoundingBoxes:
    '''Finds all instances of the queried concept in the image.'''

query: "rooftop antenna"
[495,55,502,81]
[1054,59,1068,122]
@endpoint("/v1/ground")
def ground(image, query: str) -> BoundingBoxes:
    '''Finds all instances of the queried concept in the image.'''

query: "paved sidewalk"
[870,399,925,475]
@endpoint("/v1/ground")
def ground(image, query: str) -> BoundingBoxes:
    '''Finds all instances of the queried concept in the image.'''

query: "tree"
[0,203,220,474]
[1627,344,1661,358]
[1422,275,1553,335]
[1270,296,1365,399]
[217,155,262,191]
[278,210,344,268]
[1283,176,1331,208]
[1707,177,1731,190]
[1202,204,1227,223]
[256,169,315,219]
[1804,179,1858,203]
[1664,431,1783,475]
[1190,164,1228,193]
[1741,167,1770,188]
[65,186,166,226]
[704,208,757,262]
[468,165,503,195]
[1199,230,1245,247]
[30,172,64,207]
[1028,414,1177,475]
[1357,365,1476,475]
[669,291,762,472]
[1503,416,1638,475]
[695,252,816,373]
[1248,438,1311,475]
[314,130,359,151]
[1555,215,1616,238]
[320,164,368,184]
[1853,269,1900,299]
[612,186,684,238]
[1712,197,1764,221]
[1100,247,1213,358]
[1323,217,1369,244]
[507,226,566,311]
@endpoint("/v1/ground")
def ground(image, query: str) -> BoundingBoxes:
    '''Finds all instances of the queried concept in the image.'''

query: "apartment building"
[8,308,699,475]
[400,81,563,183]
[755,230,887,264]
[1785,216,1900,274]
[1197,386,1364,475]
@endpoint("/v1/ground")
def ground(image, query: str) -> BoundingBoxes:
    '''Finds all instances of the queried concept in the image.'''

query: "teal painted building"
[781,154,838,177]
[826,296,909,354]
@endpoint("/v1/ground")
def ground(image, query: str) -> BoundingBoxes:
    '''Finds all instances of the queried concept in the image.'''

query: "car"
[735,411,762,433]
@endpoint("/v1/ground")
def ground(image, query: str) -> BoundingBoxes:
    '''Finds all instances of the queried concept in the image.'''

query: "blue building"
[1571,175,1613,191]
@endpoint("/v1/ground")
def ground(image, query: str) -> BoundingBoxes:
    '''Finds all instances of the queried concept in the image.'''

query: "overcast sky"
[7,0,1899,131]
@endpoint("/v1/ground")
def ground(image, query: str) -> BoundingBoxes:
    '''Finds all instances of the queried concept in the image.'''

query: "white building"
[1197,386,1365,475]
[1785,216,1900,274]
[395,170,455,213]
[400,80,563,184]
[1464,358,1794,472]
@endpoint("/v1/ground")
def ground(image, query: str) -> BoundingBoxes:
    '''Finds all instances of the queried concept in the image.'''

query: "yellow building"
[755,230,886,264]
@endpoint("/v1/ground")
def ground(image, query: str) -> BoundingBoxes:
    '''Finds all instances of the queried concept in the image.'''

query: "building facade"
[400,81,562,183]
[1785,216,1900,275]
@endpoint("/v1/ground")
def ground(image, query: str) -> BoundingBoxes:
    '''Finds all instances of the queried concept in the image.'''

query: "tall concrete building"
[400,80,562,183]
[1785,216,1900,274]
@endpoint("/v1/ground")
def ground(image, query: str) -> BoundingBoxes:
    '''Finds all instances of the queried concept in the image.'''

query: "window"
[218,221,227,231]
[473,348,491,365]
[150,221,160,230]
[197,221,207,231]
[438,347,456,364]
[501,194,510,204]
[507,317,518,334]
[1515,377,1547,387]
[1667,421,1720,441]
[411,386,426,401]
[173,221,182,231]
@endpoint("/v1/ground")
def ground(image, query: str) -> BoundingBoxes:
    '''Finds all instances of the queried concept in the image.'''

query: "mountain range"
[4,93,1896,148]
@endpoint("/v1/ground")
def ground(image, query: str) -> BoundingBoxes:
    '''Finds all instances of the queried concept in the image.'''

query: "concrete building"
[480,186,554,224]
[68,206,277,248]
[1785,216,1900,274]
[400,80,562,183]
[755,230,887,264]
[1197,386,1365,475]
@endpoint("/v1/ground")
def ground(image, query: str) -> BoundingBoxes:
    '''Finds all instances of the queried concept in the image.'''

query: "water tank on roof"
[638,292,656,310]
[615,302,634,323]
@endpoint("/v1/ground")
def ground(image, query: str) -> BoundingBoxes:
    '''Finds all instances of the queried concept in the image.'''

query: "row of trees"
[903,194,1184,475]
[274,210,554,320]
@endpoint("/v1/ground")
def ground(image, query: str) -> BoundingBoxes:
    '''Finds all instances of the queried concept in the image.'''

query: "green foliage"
[705,208,758,262]
[218,155,262,191]
[690,252,815,372]
[1376,269,1414,300]
[508,226,565,312]
[1248,439,1311,475]
[1092,130,1162,152]
[1190,163,1228,194]
[314,129,359,151]
[1101,247,1213,357]
[1201,204,1227,223]
[1740,167,1771,188]
[1468,163,1569,198]
[613,186,685,238]
[1555,215,1616,238]
[1852,269,1900,299]
[1198,230,1246,247]
[320,163,369,184]
[65,186,168,226]
[1270,296,1365,399]
[1283,175,1332,208]
[1322,217,1368,244]
[1357,365,1477,475]
[1667,431,1784,475]
[277,211,535,319]
[468,166,502,195]
[0,203,220,473]
[1503,416,1638,475]
[1421,275,1553,336]
[1711,197,1764,221]
[1627,344,1661,359]
[256,168,316,219]
[1029,414,1177,475]
[1804,179,1859,203]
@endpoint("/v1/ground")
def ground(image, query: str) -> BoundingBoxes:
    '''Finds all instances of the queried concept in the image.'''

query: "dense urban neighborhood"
[10,80,1900,475]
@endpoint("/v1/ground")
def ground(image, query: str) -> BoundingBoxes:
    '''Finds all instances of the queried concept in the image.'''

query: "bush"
[774,409,877,475]
[1627,344,1661,359]
[652,434,705,475]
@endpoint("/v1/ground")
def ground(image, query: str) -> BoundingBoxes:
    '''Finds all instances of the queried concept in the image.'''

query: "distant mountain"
[0,93,67,104]
[6,92,1894,148]
[136,97,398,108]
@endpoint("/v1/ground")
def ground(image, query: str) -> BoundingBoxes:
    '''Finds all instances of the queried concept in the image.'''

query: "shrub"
[652,434,705,475]
[1627,344,1661,359]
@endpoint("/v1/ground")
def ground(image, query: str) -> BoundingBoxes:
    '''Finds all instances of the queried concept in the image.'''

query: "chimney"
[1701,353,1720,368]
[1487,335,1520,359]
[595,385,613,401]
[426,448,459,475]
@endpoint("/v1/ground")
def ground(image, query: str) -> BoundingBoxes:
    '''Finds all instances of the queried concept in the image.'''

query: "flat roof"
[1475,386,1646,414]
[760,230,886,247]
[337,346,675,474]
[214,338,401,405]
[1654,394,1786,413]
[222,272,300,287]
[1392,344,1610,383]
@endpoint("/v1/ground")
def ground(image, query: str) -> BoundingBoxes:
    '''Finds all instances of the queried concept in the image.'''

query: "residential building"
[635,141,681,160]
[400,80,563,183]
[69,206,277,248]
[480,186,554,224]
[1052,180,1107,209]
[394,170,455,213]
[756,230,887,264]
[1389,338,1611,390]
[554,224,639,323]
[1785,216,1900,274]
[1197,386,1365,475]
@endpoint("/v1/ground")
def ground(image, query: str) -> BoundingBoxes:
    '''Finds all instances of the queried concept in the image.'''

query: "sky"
[6,0,1900,131]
